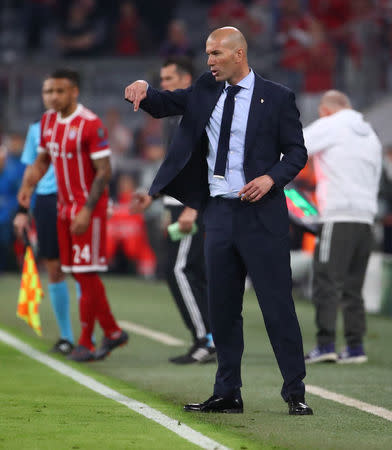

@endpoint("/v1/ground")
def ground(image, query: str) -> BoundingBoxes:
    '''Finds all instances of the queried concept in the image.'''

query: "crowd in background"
[1,0,392,278]
[1,0,391,101]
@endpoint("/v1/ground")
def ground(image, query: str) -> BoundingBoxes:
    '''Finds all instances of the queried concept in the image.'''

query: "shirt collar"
[57,103,83,124]
[225,69,254,91]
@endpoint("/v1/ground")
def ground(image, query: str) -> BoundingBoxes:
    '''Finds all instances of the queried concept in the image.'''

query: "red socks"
[73,272,120,349]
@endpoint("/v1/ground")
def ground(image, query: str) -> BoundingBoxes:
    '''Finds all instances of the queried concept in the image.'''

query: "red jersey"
[39,104,110,218]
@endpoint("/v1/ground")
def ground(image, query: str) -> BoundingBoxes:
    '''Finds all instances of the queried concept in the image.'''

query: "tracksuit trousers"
[313,222,372,347]
[165,206,210,342]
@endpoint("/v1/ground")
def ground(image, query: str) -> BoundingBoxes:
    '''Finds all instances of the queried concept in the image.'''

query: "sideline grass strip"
[0,329,228,450]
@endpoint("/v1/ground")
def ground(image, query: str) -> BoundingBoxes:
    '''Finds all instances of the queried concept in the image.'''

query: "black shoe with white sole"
[169,339,216,365]
[50,338,74,355]
[288,399,314,415]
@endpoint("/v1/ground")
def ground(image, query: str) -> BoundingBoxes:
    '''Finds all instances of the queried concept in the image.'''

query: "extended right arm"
[124,80,191,118]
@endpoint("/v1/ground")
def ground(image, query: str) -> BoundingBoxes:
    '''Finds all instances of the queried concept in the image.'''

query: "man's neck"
[227,66,251,86]
[60,103,78,119]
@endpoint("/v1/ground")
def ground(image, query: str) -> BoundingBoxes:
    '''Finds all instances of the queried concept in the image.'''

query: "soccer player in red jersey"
[18,68,128,362]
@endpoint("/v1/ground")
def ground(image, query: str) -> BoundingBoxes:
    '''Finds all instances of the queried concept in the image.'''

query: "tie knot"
[226,85,241,98]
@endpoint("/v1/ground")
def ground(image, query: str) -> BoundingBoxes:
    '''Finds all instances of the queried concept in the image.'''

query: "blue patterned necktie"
[213,85,241,178]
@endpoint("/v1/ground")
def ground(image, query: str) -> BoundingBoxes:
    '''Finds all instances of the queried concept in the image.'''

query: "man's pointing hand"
[124,80,148,112]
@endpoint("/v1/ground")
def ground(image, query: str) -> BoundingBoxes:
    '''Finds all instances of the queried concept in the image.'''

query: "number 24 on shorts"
[72,244,91,264]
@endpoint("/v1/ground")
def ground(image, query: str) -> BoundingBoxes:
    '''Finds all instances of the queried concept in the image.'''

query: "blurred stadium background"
[1,0,392,312]
[1,2,392,449]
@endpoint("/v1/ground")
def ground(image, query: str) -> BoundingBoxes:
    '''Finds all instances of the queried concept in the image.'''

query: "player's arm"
[14,121,45,238]
[17,152,51,209]
[70,156,111,235]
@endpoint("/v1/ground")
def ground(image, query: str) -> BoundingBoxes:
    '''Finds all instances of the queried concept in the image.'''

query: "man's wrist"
[83,204,93,213]
[265,174,274,186]
[17,204,29,214]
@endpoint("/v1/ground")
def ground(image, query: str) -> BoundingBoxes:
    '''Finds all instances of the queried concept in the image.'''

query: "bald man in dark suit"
[125,27,313,416]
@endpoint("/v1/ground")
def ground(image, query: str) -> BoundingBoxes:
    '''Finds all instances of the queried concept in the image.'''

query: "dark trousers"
[313,222,372,348]
[203,197,306,402]
[166,206,210,342]
[33,194,59,260]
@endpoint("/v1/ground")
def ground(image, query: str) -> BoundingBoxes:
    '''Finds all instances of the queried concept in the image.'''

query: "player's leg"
[73,271,127,361]
[340,223,371,362]
[165,206,214,364]
[34,194,74,353]
[67,212,127,361]
[56,213,94,362]
[71,271,98,349]
[92,214,128,359]
[44,258,74,350]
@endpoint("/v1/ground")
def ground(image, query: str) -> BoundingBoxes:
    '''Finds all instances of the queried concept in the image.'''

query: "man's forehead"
[161,64,178,75]
[206,36,232,51]
[42,79,53,88]
[206,39,219,51]
[51,78,73,88]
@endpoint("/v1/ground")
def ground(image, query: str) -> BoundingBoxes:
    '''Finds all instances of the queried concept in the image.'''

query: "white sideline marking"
[307,385,392,422]
[0,329,228,450]
[118,320,186,347]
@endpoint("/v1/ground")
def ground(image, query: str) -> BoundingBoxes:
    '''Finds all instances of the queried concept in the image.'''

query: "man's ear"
[319,105,331,118]
[235,48,244,62]
[72,86,80,101]
[183,73,192,87]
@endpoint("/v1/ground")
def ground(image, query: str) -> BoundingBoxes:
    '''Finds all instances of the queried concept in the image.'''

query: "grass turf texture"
[1,273,391,449]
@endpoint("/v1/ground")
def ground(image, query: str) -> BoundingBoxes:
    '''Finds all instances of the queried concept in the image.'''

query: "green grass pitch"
[1,273,391,449]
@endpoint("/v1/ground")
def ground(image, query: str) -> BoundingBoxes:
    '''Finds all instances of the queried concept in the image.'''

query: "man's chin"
[213,74,224,82]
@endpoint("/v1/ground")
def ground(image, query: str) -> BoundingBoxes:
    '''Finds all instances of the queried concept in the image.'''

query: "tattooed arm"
[70,156,111,235]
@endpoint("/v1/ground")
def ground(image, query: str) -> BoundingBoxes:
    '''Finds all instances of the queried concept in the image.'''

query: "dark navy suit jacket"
[141,71,307,237]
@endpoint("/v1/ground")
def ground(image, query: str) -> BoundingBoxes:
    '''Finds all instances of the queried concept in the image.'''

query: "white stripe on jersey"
[76,119,89,199]
[50,119,65,206]
[38,112,52,153]
[90,149,112,160]
[70,203,77,220]
[42,111,51,136]
[60,123,75,202]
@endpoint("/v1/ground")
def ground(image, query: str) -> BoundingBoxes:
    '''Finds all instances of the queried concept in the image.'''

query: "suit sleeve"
[140,85,192,119]
[266,91,308,188]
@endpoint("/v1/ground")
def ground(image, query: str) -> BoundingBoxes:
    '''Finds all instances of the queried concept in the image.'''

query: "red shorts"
[57,208,108,273]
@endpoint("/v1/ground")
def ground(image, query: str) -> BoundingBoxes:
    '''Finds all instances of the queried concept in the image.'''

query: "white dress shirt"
[205,69,255,198]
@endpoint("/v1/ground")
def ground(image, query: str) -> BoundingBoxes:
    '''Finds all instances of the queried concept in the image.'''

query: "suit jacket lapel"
[244,74,268,160]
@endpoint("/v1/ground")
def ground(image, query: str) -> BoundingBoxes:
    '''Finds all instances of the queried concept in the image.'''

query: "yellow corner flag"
[17,246,43,336]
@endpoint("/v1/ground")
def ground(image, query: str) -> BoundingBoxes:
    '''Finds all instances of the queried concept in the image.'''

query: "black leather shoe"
[288,399,313,415]
[184,395,243,414]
